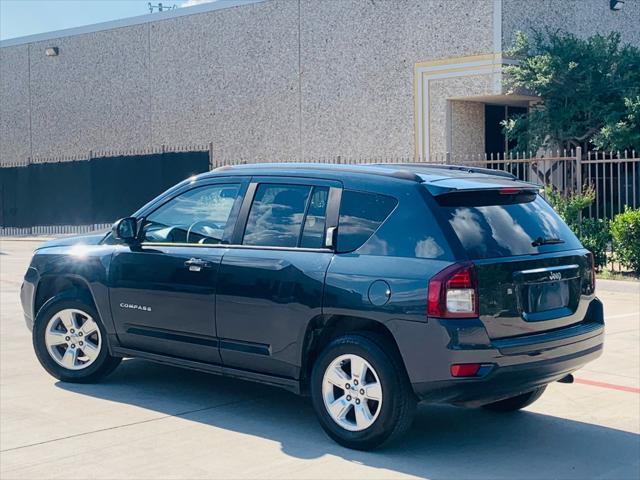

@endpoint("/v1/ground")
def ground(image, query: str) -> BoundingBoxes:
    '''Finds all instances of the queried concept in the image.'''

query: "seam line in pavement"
[580,368,639,380]
[0,398,253,453]
[605,312,640,320]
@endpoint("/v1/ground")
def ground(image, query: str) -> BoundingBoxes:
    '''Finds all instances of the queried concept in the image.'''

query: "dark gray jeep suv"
[22,163,604,450]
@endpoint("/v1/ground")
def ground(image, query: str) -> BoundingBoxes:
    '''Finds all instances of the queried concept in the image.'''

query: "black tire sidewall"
[310,334,411,449]
[33,295,116,382]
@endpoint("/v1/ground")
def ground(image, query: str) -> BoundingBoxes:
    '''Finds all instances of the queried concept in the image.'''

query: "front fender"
[27,245,116,334]
[21,267,39,331]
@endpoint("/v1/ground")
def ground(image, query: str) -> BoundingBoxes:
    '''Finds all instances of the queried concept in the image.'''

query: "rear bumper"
[412,336,602,406]
[407,298,604,406]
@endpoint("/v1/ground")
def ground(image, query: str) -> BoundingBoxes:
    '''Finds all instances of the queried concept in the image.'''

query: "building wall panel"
[0,45,31,165]
[28,25,150,159]
[300,0,494,160]
[502,0,640,49]
[450,100,485,157]
[149,0,300,163]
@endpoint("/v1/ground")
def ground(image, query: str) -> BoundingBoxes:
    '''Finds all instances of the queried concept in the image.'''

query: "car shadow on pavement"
[57,358,640,479]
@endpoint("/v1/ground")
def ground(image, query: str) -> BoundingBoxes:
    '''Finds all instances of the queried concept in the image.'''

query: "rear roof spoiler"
[427,184,540,197]
[423,177,539,197]
[374,163,518,180]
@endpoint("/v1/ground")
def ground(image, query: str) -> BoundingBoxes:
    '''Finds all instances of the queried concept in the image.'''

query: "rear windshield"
[437,191,581,259]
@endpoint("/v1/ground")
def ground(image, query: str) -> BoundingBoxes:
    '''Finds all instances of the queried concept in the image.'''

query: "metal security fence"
[0,146,210,236]
[214,149,639,219]
[0,224,113,237]
[1,147,639,236]
[449,149,639,219]
[582,150,639,219]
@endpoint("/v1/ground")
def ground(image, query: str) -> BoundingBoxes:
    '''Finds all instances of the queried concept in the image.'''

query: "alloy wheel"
[321,353,383,431]
[44,308,102,371]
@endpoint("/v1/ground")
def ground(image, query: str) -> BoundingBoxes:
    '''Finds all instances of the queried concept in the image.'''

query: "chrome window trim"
[138,242,333,254]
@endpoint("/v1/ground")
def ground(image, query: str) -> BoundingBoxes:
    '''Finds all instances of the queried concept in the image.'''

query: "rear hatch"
[427,177,595,339]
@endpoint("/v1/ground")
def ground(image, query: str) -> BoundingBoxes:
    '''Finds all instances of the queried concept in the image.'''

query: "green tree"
[503,31,640,152]
[592,96,640,151]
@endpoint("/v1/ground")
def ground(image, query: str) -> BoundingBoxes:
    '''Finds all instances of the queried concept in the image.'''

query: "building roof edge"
[0,0,264,48]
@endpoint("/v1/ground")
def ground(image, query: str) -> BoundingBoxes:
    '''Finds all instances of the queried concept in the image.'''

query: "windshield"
[437,192,582,259]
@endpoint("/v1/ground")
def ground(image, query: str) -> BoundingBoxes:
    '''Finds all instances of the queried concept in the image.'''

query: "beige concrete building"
[1,0,639,166]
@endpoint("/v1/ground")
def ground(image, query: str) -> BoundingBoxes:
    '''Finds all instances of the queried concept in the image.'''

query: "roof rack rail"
[207,162,423,182]
[374,163,518,180]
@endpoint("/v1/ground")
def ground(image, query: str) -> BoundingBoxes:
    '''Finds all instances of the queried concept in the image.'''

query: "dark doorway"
[485,105,528,155]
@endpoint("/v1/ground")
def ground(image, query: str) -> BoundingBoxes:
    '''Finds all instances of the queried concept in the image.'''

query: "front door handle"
[185,258,212,272]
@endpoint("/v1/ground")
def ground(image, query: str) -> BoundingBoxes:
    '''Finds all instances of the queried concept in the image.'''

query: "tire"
[33,292,122,383]
[310,333,417,450]
[482,386,547,412]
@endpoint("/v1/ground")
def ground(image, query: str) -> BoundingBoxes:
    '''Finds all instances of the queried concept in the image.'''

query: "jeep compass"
[21,163,604,450]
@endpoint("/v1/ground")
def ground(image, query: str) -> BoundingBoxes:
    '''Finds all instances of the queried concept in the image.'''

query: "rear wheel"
[482,386,547,412]
[310,333,416,450]
[33,294,121,383]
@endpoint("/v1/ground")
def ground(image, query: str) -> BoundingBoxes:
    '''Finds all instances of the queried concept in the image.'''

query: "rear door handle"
[185,258,212,272]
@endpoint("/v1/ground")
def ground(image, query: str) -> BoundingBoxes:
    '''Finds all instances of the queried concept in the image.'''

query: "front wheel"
[482,386,547,412]
[33,294,122,383]
[310,333,416,450]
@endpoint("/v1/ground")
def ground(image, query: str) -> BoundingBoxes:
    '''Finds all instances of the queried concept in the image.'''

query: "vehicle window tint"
[142,184,240,244]
[243,184,311,247]
[337,190,397,253]
[440,194,581,259]
[300,186,330,248]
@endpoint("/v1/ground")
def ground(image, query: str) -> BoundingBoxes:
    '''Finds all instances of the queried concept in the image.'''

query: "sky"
[0,0,216,41]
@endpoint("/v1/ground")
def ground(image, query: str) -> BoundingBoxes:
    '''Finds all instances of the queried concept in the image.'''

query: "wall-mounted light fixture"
[610,0,624,10]
[45,47,59,57]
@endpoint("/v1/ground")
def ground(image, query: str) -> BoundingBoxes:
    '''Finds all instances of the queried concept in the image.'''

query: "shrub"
[544,185,596,226]
[611,207,640,274]
[578,218,610,270]
[544,185,612,269]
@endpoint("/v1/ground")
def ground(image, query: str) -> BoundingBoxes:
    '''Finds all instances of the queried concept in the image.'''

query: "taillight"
[588,252,596,292]
[427,262,478,318]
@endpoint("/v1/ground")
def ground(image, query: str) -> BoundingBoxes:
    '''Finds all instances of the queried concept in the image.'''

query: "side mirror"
[112,217,138,243]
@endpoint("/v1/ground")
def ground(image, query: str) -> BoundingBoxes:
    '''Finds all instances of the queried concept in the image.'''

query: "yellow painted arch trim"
[414,53,501,69]
[413,52,509,158]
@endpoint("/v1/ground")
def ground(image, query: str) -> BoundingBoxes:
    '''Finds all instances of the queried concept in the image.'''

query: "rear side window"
[337,190,397,253]
[300,187,330,248]
[243,184,311,247]
[438,192,581,259]
[242,183,331,248]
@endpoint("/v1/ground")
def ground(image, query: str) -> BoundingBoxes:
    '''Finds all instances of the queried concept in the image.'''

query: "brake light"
[499,187,521,194]
[428,262,478,318]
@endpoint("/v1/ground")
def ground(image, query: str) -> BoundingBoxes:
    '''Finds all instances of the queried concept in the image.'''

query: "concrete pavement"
[1,240,638,479]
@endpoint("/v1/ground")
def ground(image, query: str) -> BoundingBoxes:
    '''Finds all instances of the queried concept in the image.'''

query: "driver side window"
[142,184,241,244]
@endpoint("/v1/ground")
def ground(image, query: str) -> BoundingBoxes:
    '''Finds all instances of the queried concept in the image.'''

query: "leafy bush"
[611,207,640,274]
[544,185,595,226]
[544,185,611,269]
[578,218,610,270]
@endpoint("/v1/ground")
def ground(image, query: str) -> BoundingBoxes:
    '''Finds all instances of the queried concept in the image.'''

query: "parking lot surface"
[1,239,639,479]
